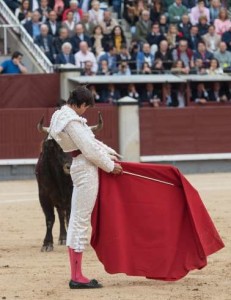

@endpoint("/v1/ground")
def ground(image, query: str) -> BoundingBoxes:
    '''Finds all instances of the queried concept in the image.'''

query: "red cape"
[91,162,224,281]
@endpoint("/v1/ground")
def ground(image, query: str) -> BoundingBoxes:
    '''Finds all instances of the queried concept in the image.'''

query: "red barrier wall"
[140,107,231,156]
[0,106,119,159]
[0,74,60,108]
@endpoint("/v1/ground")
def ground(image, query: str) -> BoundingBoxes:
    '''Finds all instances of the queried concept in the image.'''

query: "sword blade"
[123,171,175,186]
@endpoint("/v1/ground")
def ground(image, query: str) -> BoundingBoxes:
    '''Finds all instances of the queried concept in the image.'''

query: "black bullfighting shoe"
[69,279,103,289]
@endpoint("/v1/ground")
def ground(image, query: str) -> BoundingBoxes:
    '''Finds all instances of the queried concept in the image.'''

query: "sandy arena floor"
[0,173,230,300]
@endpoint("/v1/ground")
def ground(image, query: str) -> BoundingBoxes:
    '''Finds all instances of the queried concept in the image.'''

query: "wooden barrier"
[139,106,231,156]
[0,105,118,159]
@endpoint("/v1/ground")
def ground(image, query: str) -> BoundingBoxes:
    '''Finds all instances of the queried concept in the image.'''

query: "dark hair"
[11,51,23,59]
[67,85,94,107]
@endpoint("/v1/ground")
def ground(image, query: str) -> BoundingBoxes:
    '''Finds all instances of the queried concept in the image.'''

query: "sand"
[0,173,230,300]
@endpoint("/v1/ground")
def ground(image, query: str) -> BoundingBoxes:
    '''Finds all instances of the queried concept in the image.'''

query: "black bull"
[35,113,103,252]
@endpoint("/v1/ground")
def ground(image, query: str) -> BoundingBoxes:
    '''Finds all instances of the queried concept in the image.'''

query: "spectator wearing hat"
[62,0,83,23]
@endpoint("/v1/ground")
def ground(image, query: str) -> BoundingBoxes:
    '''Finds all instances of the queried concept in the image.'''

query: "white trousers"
[66,155,99,252]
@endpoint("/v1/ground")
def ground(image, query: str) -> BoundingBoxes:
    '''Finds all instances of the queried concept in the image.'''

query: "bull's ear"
[37,115,49,134]
[90,111,103,133]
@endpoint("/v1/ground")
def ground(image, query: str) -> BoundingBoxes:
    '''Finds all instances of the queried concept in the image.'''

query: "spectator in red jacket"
[62,0,83,23]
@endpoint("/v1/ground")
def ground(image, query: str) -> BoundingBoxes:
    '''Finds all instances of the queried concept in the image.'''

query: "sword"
[123,171,175,186]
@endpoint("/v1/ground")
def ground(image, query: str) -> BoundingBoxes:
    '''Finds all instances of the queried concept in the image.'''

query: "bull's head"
[37,111,103,135]
[37,112,104,175]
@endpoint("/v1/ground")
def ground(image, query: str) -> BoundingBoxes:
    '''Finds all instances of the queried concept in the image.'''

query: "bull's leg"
[57,207,67,245]
[40,196,55,252]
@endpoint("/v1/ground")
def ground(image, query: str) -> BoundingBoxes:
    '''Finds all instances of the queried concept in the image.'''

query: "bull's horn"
[90,111,103,132]
[37,116,49,134]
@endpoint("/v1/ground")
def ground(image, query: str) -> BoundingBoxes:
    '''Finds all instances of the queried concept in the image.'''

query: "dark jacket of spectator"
[101,87,121,103]
[155,50,173,69]
[45,20,62,37]
[24,20,41,39]
[178,22,192,39]
[55,52,75,64]
[146,33,166,47]
[191,88,208,102]
[70,34,92,54]
[222,30,231,52]
[187,34,201,51]
[34,34,55,63]
[53,36,71,54]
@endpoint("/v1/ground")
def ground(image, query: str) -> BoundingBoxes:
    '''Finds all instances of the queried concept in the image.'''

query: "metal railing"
[0,1,53,73]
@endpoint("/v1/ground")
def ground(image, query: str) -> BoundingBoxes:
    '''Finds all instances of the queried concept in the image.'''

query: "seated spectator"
[164,83,182,107]
[202,25,221,53]
[189,58,207,74]
[190,0,210,26]
[197,15,209,36]
[114,61,131,75]
[99,10,118,37]
[166,24,181,50]
[140,83,162,107]
[55,42,75,64]
[168,0,188,25]
[150,0,164,23]
[15,0,31,24]
[89,85,100,102]
[135,10,152,44]
[178,14,192,40]
[193,41,213,68]
[46,11,61,37]
[123,0,141,35]
[0,51,27,74]
[37,0,52,23]
[208,82,229,102]
[91,25,107,58]
[116,44,132,66]
[112,0,122,19]
[159,14,168,36]
[34,24,55,63]
[88,0,104,26]
[146,23,166,54]
[80,60,96,75]
[110,25,127,54]
[214,8,231,36]
[4,0,19,13]
[152,59,165,74]
[171,59,190,74]
[206,58,223,74]
[214,41,231,69]
[24,10,41,40]
[129,41,139,72]
[53,0,65,21]
[75,41,98,72]
[209,0,221,24]
[221,25,231,51]
[140,61,152,74]
[187,25,201,52]
[98,45,118,73]
[62,0,83,23]
[126,83,140,100]
[136,43,154,73]
[53,27,71,55]
[101,84,121,103]
[155,40,173,70]
[70,23,92,53]
[79,12,95,36]
[191,83,208,104]
[97,59,112,75]
[62,11,76,38]
[172,39,194,68]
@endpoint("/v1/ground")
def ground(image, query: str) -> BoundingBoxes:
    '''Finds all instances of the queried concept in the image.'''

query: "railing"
[0,1,53,73]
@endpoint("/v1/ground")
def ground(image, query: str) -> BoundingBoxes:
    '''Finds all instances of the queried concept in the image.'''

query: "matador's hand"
[111,163,123,175]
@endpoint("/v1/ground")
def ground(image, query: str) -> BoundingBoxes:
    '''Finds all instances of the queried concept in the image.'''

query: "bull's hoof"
[41,243,54,252]
[58,239,66,245]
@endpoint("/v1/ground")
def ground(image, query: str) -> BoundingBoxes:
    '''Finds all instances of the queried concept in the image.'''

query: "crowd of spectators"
[4,0,231,106]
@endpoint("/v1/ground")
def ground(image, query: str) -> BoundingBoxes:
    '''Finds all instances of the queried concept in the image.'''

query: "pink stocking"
[68,247,90,283]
